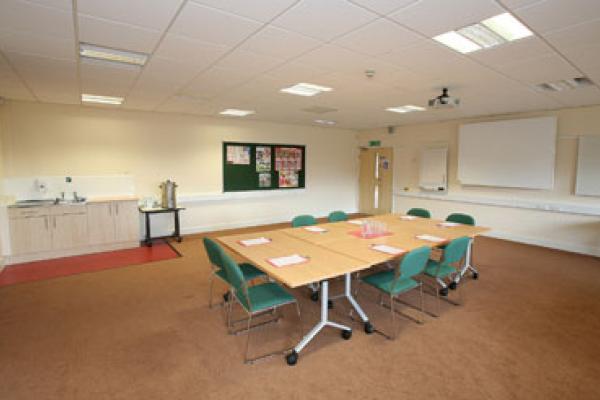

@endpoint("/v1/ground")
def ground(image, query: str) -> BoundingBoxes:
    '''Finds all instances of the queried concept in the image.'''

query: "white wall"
[358,105,600,256]
[0,101,359,242]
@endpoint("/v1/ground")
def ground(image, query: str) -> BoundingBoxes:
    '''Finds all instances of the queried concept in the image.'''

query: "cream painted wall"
[358,105,600,256]
[0,101,359,235]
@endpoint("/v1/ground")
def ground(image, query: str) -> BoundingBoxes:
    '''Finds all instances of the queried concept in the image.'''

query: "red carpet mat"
[0,242,180,287]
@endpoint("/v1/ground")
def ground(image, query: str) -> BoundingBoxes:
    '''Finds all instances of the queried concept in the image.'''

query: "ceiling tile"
[156,95,211,114]
[0,54,35,100]
[190,0,299,22]
[80,59,140,96]
[389,0,503,37]
[544,19,600,71]
[214,50,285,75]
[139,57,201,87]
[78,14,162,53]
[348,0,419,15]
[77,0,185,31]
[334,18,421,56]
[239,26,321,60]
[272,0,378,41]
[293,44,384,74]
[182,67,255,99]
[169,2,262,46]
[500,53,580,85]
[154,33,229,68]
[0,0,74,39]
[540,85,600,108]
[0,28,75,60]
[266,61,329,82]
[25,0,72,11]
[469,37,552,68]
[514,0,600,34]
[499,0,545,10]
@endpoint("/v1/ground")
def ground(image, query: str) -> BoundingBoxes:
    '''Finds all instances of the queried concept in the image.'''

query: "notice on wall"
[275,147,302,171]
[258,173,271,188]
[226,145,250,165]
[256,146,271,172]
[278,170,299,188]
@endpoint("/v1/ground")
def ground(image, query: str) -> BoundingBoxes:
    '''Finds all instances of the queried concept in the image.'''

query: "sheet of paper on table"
[304,226,327,233]
[370,244,406,255]
[400,215,417,220]
[416,234,447,243]
[348,220,364,225]
[267,254,308,267]
[437,222,460,227]
[239,237,271,246]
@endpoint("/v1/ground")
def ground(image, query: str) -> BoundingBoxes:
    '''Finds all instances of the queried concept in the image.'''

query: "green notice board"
[223,142,306,192]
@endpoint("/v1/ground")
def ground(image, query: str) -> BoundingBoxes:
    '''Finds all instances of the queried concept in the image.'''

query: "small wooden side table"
[139,207,185,246]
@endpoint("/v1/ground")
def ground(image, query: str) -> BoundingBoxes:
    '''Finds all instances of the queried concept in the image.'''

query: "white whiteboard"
[458,117,557,189]
[576,136,600,196]
[419,147,447,191]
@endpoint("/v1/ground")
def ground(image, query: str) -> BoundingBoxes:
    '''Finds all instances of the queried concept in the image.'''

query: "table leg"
[452,239,479,286]
[144,212,152,247]
[344,273,373,334]
[174,210,182,242]
[287,280,352,365]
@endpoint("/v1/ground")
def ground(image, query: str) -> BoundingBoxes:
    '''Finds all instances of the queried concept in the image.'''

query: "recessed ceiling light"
[81,94,124,105]
[280,83,333,97]
[386,105,426,113]
[537,77,593,92]
[481,13,533,42]
[314,119,336,125]
[433,31,481,54]
[219,109,255,117]
[458,24,506,48]
[79,43,148,66]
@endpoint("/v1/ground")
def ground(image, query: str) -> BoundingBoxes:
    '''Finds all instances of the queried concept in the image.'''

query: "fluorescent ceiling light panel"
[458,24,506,48]
[81,94,123,105]
[314,119,336,125]
[433,31,481,54]
[79,43,148,66]
[219,109,255,117]
[481,13,533,42]
[280,83,333,97]
[386,105,426,113]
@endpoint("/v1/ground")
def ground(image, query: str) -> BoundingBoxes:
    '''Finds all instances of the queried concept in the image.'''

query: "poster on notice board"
[256,146,271,172]
[226,145,250,165]
[278,170,299,188]
[275,147,302,171]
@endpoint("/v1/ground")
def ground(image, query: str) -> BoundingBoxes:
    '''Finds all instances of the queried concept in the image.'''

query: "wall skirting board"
[483,231,600,258]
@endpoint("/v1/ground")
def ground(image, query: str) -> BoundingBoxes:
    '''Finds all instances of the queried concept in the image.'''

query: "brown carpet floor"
[1,225,600,400]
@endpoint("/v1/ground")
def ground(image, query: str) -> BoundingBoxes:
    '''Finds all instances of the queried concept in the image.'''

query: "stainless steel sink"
[11,198,87,208]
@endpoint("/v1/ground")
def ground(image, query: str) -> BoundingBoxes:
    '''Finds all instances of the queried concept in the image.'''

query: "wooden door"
[51,213,88,250]
[114,201,140,242]
[359,147,393,215]
[9,216,52,254]
[87,202,116,245]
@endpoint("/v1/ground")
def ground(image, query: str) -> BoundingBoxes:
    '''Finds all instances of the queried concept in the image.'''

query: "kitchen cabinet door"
[87,202,116,245]
[10,216,52,254]
[114,201,140,242]
[51,213,88,250]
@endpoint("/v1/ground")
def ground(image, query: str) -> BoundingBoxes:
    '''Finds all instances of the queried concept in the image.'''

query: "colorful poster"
[278,170,299,188]
[275,147,302,171]
[256,146,271,172]
[226,145,250,165]
[258,173,271,188]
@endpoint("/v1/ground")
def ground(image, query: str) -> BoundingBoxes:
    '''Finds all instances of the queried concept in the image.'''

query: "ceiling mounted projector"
[428,87,460,109]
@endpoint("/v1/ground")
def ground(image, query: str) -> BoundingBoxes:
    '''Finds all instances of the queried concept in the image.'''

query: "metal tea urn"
[159,179,178,209]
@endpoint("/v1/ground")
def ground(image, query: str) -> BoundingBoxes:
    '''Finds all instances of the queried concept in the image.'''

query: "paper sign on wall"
[226,145,250,165]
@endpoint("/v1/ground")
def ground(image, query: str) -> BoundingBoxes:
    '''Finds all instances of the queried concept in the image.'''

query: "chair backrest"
[291,214,317,227]
[328,210,348,222]
[446,213,475,226]
[203,237,223,268]
[407,208,431,218]
[442,236,471,265]
[218,246,250,311]
[397,246,431,280]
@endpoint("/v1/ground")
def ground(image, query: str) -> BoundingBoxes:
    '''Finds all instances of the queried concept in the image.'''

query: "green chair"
[360,246,431,339]
[407,208,431,218]
[424,236,470,313]
[218,247,302,364]
[446,213,475,226]
[327,210,348,222]
[291,214,317,227]
[203,237,266,309]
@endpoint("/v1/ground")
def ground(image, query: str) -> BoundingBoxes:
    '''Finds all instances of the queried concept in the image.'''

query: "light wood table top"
[217,230,370,288]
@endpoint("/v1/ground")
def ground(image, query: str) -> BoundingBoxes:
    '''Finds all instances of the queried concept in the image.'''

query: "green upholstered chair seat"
[328,210,348,222]
[215,263,264,282]
[244,282,296,313]
[424,260,457,278]
[362,270,420,295]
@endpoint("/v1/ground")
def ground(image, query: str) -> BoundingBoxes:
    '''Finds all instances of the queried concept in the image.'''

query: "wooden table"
[218,214,489,365]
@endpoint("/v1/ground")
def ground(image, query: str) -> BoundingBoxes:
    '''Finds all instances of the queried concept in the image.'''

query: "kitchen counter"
[8,196,139,208]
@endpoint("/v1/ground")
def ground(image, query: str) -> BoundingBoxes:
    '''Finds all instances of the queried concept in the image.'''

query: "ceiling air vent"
[537,77,593,92]
[302,106,338,114]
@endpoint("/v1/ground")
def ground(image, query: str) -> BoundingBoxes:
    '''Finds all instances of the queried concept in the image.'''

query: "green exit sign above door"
[368,140,381,147]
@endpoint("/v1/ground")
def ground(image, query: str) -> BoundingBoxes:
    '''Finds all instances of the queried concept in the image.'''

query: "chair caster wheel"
[341,329,352,340]
[472,272,479,280]
[449,282,457,290]
[310,291,319,302]
[364,322,374,334]
[328,300,334,309]
[223,292,230,302]
[286,351,298,366]
[439,287,449,296]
